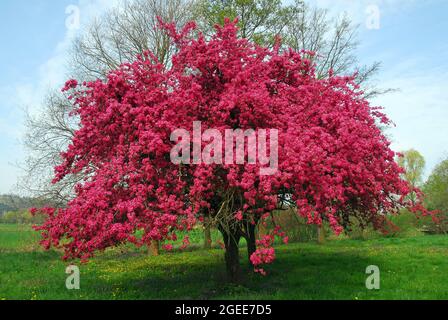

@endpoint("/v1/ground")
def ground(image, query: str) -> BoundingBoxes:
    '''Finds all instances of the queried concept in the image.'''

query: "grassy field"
[0,224,447,300]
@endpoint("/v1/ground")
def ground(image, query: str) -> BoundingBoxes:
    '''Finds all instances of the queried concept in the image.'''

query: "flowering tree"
[34,19,425,281]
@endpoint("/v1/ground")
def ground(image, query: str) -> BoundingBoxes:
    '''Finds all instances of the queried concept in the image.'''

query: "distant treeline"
[0,194,54,217]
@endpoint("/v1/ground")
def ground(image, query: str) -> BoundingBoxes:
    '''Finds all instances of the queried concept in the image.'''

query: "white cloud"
[12,0,120,116]
[0,0,120,194]
[307,0,419,27]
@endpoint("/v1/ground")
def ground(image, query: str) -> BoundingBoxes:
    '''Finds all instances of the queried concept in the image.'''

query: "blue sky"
[0,0,447,194]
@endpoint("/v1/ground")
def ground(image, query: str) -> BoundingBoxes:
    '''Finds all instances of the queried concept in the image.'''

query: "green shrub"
[260,209,318,243]
[345,210,426,240]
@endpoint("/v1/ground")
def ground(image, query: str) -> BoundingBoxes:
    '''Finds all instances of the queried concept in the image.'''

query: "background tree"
[34,21,419,281]
[397,149,426,205]
[72,0,196,80]
[194,0,290,44]
[423,158,448,233]
[21,92,79,206]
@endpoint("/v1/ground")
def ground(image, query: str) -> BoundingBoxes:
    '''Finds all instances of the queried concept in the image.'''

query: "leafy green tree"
[423,158,448,233]
[398,149,425,204]
[194,0,291,44]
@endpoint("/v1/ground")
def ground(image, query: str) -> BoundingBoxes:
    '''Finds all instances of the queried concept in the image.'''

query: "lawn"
[0,224,447,300]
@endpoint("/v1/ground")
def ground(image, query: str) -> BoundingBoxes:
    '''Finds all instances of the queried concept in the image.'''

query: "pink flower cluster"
[250,248,276,275]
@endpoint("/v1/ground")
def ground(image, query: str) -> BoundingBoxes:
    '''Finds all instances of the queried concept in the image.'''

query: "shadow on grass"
[84,245,375,300]
[0,244,377,300]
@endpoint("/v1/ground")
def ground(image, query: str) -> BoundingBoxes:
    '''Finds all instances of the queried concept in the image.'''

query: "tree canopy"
[33,20,424,279]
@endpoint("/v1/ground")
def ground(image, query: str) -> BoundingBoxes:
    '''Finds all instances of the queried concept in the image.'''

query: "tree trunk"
[317,225,325,244]
[219,227,241,282]
[245,223,257,266]
[149,240,160,256]
[203,217,212,249]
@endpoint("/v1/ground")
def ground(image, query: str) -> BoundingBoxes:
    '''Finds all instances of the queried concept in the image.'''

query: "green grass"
[0,224,447,300]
